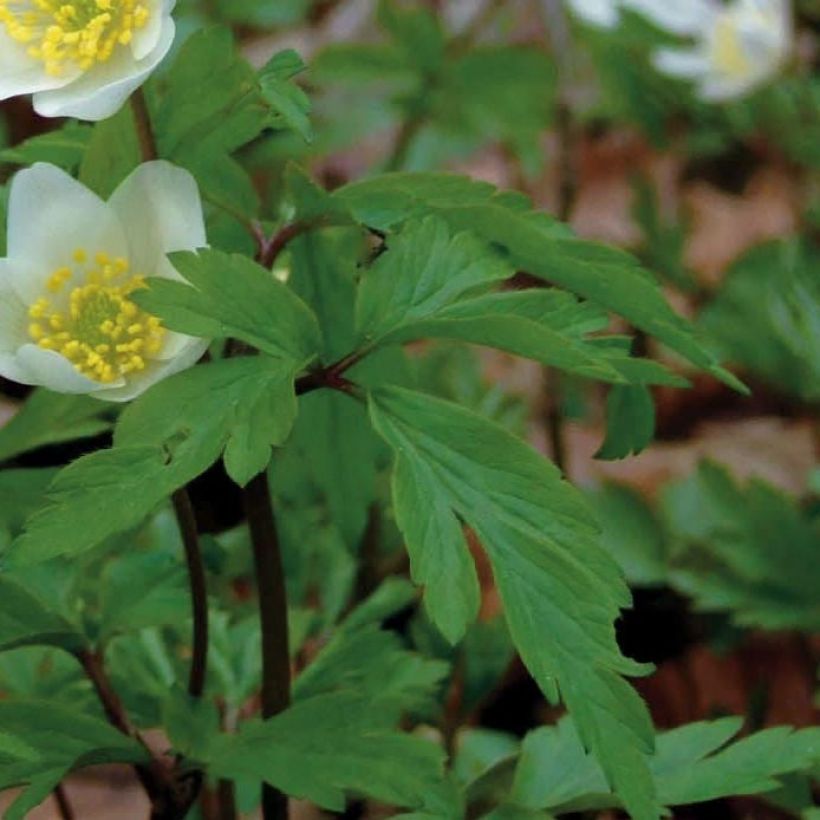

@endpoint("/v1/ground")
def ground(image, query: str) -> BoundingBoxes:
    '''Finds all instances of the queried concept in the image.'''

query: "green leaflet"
[207,691,446,812]
[0,577,84,655]
[259,50,313,141]
[0,390,111,464]
[7,358,299,564]
[508,716,820,814]
[334,173,743,391]
[135,248,321,365]
[116,357,300,487]
[0,122,92,172]
[595,385,656,460]
[368,386,659,819]
[0,700,147,818]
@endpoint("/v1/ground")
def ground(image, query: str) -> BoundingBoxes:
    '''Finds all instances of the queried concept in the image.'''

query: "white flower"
[0,161,209,402]
[0,0,175,121]
[653,0,792,100]
[565,0,711,34]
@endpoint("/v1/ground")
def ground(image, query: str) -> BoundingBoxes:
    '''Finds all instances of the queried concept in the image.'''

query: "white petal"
[698,73,757,100]
[623,0,717,35]
[6,164,128,302]
[0,29,79,100]
[0,261,29,354]
[13,344,113,393]
[653,47,711,78]
[132,0,175,60]
[565,0,620,28]
[109,161,206,274]
[32,17,175,122]
[91,337,208,402]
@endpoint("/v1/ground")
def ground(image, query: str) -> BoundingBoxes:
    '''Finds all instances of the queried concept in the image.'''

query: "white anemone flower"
[0,0,175,121]
[0,161,209,402]
[653,0,792,100]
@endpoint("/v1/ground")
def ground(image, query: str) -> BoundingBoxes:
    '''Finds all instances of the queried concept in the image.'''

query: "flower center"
[0,0,151,77]
[28,250,165,384]
[710,15,753,78]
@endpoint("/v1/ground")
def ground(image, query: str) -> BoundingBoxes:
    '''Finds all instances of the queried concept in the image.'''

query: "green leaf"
[0,469,57,550]
[587,483,667,587]
[377,0,446,73]
[368,386,659,819]
[6,447,177,566]
[259,50,312,141]
[335,173,741,390]
[78,105,141,198]
[661,462,820,631]
[0,390,111,464]
[0,122,92,171]
[117,357,300,487]
[699,239,820,401]
[207,691,445,811]
[595,385,655,460]
[135,249,321,365]
[0,576,84,654]
[294,584,448,713]
[0,699,147,792]
[163,687,220,761]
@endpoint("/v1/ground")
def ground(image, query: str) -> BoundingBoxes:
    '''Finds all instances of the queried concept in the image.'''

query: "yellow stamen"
[28,253,165,384]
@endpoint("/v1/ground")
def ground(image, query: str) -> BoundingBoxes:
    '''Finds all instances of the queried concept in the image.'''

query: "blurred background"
[0,0,818,817]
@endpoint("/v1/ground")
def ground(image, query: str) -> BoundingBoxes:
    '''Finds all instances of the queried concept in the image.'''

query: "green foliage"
[369,385,659,819]
[699,240,820,402]
[500,716,820,815]
[0,700,147,819]
[661,461,820,631]
[207,691,445,811]
[0,390,111,464]
[0,122,92,172]
[595,385,655,460]
[136,249,321,364]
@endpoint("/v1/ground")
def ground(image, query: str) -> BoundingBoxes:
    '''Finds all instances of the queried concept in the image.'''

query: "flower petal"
[13,344,114,393]
[91,337,208,402]
[623,0,717,35]
[109,161,206,274]
[0,29,79,100]
[132,0,176,60]
[566,0,620,27]
[653,47,711,78]
[6,164,128,302]
[0,261,29,354]
[32,17,175,122]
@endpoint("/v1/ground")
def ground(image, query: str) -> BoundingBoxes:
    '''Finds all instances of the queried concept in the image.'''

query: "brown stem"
[53,784,75,820]
[172,488,209,699]
[257,222,310,270]
[131,87,158,162]
[243,471,291,820]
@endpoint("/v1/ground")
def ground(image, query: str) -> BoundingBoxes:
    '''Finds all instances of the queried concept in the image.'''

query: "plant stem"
[53,784,75,820]
[131,87,158,162]
[172,487,209,699]
[243,470,291,820]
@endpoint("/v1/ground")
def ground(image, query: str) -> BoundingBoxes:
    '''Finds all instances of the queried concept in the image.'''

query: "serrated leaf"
[135,249,321,365]
[0,576,84,654]
[163,688,220,761]
[0,390,111,464]
[117,357,300,487]
[259,50,313,141]
[78,105,140,198]
[207,691,445,811]
[595,385,655,460]
[335,173,741,390]
[368,386,659,819]
[661,462,820,631]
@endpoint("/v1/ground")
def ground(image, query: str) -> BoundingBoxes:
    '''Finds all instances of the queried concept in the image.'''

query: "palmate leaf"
[0,700,147,819]
[355,217,684,386]
[368,386,659,819]
[508,716,820,815]
[334,173,742,390]
[7,358,300,565]
[135,248,321,364]
[207,691,445,812]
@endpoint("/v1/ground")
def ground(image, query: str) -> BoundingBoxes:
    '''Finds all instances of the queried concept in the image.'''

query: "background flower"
[0,161,209,402]
[0,0,175,121]
[653,0,792,100]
